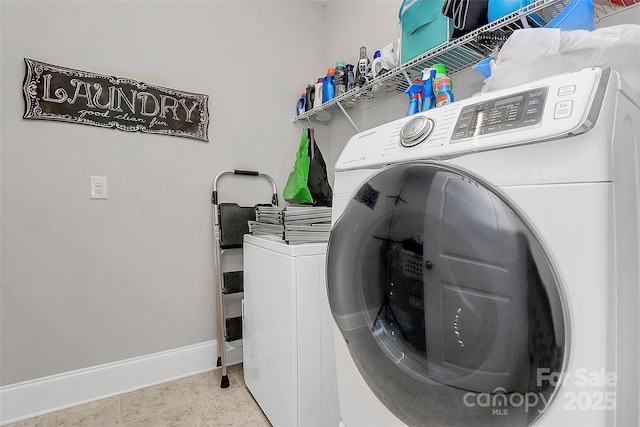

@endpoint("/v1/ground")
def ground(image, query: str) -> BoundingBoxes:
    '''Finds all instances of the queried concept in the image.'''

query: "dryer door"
[327,162,567,426]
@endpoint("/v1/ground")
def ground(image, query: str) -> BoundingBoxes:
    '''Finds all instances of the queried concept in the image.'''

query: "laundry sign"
[22,58,209,142]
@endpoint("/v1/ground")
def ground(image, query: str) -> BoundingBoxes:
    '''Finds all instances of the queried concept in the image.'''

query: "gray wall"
[0,0,327,386]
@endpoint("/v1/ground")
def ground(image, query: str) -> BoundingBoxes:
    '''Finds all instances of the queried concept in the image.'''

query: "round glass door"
[327,162,567,426]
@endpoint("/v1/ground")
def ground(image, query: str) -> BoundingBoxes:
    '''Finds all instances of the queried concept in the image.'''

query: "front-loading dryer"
[326,67,640,427]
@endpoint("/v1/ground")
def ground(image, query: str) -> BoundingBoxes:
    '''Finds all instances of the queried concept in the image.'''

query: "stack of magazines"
[248,206,332,244]
[282,206,332,244]
[248,206,285,237]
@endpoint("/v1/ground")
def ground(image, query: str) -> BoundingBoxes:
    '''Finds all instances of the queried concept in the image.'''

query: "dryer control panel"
[335,67,605,171]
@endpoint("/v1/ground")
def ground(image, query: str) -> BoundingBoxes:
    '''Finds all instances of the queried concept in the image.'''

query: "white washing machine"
[326,67,640,427]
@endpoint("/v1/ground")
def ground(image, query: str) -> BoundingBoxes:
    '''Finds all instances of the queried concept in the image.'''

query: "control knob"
[400,116,435,147]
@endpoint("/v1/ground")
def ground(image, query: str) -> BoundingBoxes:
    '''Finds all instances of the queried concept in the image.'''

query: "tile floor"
[6,364,271,427]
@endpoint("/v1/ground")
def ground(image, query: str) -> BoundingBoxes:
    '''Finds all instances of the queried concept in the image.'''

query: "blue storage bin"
[544,0,595,31]
[488,0,532,22]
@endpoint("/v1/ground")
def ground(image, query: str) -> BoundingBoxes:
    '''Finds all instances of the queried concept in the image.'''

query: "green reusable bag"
[283,129,313,204]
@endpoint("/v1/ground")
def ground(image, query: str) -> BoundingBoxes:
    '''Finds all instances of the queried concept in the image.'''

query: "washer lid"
[326,162,567,426]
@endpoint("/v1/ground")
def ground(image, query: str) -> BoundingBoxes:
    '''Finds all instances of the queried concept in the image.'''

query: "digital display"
[494,95,524,107]
[451,87,548,141]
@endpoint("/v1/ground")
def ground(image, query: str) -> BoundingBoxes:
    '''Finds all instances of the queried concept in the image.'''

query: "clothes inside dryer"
[327,162,566,426]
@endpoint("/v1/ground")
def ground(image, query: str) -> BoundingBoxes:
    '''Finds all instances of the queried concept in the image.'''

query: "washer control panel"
[335,67,604,171]
[452,87,548,141]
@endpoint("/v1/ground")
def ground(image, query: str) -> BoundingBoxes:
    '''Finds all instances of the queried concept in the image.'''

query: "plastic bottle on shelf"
[371,50,388,77]
[355,46,371,87]
[334,61,348,97]
[380,42,399,70]
[305,82,315,112]
[407,93,420,116]
[421,68,436,111]
[370,51,383,92]
[435,77,454,107]
[432,63,451,95]
[296,92,306,116]
[405,84,422,116]
[314,78,323,108]
[346,64,355,91]
[322,68,335,103]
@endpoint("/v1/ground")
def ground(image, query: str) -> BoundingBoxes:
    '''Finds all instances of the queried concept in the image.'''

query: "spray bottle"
[421,68,436,111]
[404,84,422,116]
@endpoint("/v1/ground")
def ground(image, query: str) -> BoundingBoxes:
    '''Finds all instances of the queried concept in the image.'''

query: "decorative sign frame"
[22,58,209,142]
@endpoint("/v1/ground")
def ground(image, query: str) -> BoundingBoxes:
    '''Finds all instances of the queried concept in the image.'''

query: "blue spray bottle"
[421,68,436,111]
[404,84,422,116]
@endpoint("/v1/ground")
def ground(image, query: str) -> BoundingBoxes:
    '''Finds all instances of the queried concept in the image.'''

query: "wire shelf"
[294,0,638,128]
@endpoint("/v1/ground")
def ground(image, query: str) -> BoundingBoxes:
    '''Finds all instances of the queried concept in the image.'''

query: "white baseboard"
[0,340,243,425]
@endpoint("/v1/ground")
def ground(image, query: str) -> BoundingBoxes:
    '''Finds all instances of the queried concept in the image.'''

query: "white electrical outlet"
[90,176,108,199]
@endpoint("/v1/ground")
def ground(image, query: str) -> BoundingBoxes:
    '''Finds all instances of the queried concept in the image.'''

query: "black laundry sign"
[22,58,209,142]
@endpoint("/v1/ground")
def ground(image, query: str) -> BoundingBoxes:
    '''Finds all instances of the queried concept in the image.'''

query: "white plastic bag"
[482,25,640,93]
